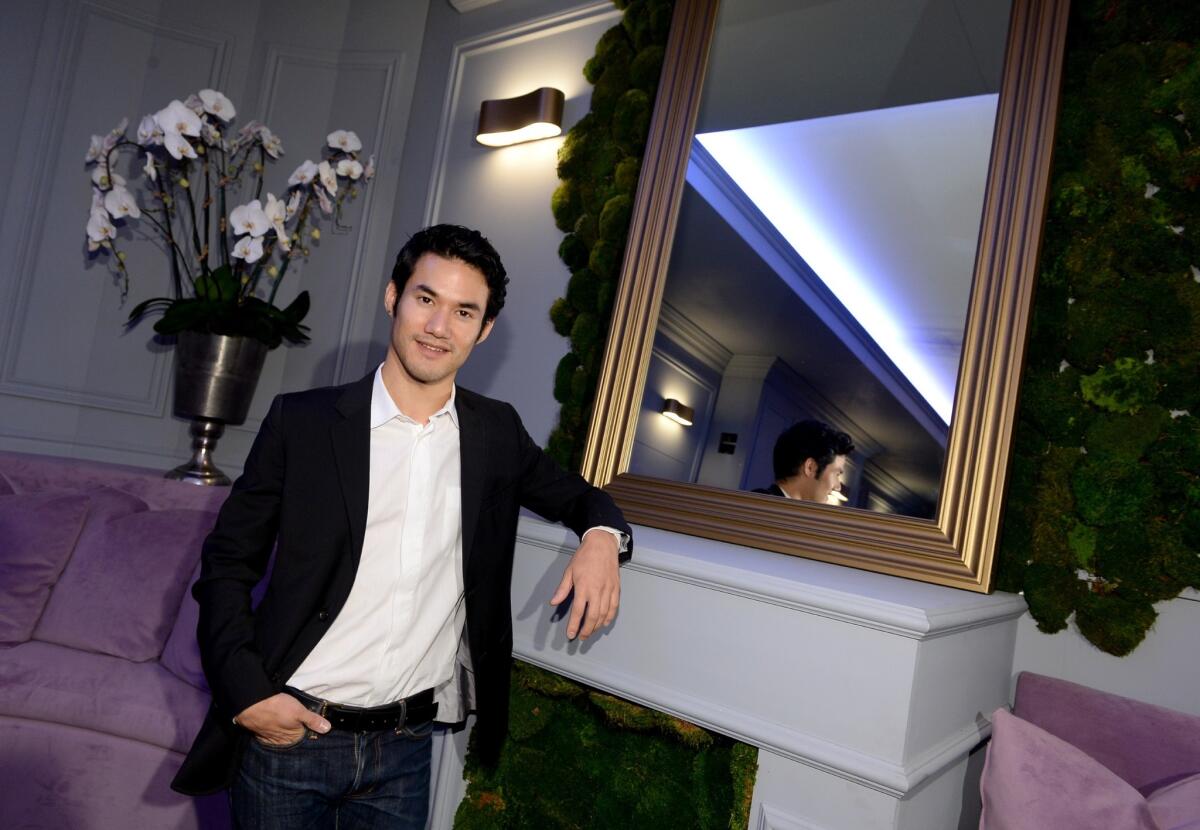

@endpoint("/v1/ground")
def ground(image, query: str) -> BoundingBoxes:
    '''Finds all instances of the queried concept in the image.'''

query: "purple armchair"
[979,671,1200,830]
[0,451,230,829]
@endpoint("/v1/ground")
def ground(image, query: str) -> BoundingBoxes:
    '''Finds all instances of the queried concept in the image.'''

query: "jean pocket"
[252,729,310,751]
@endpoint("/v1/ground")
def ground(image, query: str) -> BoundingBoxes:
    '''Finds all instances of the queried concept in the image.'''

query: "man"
[171,224,632,828]
[752,419,854,504]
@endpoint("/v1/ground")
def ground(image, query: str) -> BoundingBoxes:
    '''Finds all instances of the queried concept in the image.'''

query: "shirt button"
[318,609,330,622]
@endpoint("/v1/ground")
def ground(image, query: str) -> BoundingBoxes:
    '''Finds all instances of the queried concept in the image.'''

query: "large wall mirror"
[582,0,1070,591]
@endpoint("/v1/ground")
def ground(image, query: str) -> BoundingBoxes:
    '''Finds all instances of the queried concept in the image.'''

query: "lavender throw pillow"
[980,709,1158,830]
[34,508,215,661]
[1147,773,1200,830]
[0,493,90,644]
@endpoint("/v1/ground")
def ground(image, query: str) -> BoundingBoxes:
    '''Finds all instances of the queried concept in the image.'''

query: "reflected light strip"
[696,128,956,422]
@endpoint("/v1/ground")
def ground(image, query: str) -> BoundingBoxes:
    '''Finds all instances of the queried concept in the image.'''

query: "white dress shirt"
[288,368,465,707]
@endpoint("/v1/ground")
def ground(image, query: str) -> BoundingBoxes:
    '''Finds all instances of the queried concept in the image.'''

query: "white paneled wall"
[0,0,428,470]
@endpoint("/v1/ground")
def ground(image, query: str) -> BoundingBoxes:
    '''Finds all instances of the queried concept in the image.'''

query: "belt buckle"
[393,697,408,734]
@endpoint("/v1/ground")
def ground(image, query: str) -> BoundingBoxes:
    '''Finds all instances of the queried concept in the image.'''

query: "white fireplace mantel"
[429,517,1026,829]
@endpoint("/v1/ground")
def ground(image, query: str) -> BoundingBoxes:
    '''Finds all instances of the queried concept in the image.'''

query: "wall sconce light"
[476,87,565,147]
[660,398,694,426]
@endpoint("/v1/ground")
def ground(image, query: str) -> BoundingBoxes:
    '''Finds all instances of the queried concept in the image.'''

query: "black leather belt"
[285,686,438,733]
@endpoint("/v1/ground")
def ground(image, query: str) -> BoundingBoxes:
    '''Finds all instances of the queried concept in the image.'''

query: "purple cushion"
[0,718,230,829]
[0,493,90,644]
[34,508,214,661]
[0,640,210,753]
[980,708,1157,830]
[1148,773,1200,830]
[1014,672,1200,794]
[0,471,13,494]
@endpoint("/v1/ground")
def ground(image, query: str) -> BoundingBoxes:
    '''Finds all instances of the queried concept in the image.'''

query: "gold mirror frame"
[582,0,1071,592]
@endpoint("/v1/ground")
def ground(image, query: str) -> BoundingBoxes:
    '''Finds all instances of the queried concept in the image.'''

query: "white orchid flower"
[86,207,116,243]
[288,160,318,186]
[201,121,222,146]
[104,187,141,220]
[85,134,105,164]
[183,93,205,116]
[91,166,126,190]
[336,159,363,180]
[163,131,197,160]
[326,130,362,153]
[137,115,164,146]
[154,100,202,138]
[260,128,284,159]
[264,193,290,251]
[316,185,333,215]
[239,120,264,140]
[143,154,157,182]
[285,190,301,220]
[363,154,376,181]
[232,235,264,263]
[103,118,127,152]
[317,160,338,196]
[230,199,271,237]
[198,89,236,121]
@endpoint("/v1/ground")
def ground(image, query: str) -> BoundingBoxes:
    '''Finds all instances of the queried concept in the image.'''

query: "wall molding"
[756,804,827,830]
[0,1,230,417]
[257,43,404,386]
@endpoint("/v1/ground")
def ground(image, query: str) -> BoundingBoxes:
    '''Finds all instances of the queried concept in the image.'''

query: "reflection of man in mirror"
[753,420,854,504]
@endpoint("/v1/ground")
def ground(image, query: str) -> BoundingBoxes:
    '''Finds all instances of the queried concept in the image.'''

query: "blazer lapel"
[456,388,487,578]
[331,372,374,569]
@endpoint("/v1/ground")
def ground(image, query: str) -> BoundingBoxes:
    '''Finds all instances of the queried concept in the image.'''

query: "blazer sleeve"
[506,404,633,562]
[192,393,286,717]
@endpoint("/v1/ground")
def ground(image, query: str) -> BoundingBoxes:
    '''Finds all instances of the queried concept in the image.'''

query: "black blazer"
[171,372,631,795]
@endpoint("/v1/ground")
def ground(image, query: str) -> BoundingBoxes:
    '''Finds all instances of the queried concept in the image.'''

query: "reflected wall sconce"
[476,87,565,147]
[660,398,695,426]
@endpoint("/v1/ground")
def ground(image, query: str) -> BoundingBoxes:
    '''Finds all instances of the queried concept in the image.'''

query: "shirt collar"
[370,364,459,430]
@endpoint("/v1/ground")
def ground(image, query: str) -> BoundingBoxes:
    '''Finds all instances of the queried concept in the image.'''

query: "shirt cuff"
[583,525,629,554]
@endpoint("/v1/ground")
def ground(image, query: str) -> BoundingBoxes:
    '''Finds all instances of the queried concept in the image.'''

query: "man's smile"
[415,339,450,355]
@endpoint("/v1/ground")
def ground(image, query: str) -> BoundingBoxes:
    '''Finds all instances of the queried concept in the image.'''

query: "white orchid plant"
[85,89,375,347]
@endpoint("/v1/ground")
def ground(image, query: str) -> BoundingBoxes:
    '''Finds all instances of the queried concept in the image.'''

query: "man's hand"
[549,530,621,640]
[234,693,331,745]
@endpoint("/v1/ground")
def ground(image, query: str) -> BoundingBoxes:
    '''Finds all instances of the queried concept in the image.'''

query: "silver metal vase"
[167,331,268,486]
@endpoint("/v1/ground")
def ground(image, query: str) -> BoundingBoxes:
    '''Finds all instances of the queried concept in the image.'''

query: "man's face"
[383,253,494,387]
[799,454,847,503]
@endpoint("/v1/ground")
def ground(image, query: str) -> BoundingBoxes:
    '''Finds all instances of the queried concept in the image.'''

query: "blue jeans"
[230,719,433,829]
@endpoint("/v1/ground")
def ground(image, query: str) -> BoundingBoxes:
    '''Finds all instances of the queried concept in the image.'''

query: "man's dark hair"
[773,419,855,480]
[390,224,509,323]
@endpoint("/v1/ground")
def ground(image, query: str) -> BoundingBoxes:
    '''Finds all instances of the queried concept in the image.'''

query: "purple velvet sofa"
[0,450,231,828]
[979,671,1200,830]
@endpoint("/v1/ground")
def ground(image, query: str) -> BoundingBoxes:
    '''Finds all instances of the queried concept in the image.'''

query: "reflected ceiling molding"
[694,93,999,424]
[658,301,732,375]
[685,141,948,445]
